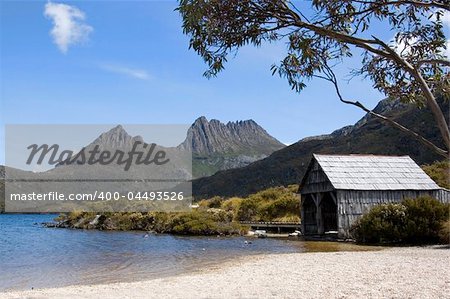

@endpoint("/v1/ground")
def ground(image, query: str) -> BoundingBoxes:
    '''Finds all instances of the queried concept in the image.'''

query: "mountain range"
[1,97,448,206]
[191,98,449,198]
[0,117,283,211]
[1,117,284,179]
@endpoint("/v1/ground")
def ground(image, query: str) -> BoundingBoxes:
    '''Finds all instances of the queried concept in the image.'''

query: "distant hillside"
[191,98,449,198]
[179,117,285,177]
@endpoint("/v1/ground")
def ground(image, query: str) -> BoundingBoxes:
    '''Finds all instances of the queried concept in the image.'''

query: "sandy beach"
[2,246,449,299]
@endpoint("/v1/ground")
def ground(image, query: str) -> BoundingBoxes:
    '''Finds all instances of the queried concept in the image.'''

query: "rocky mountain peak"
[91,125,142,149]
[180,116,284,155]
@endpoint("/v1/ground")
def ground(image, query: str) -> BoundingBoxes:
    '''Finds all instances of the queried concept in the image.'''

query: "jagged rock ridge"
[179,117,285,177]
[179,116,284,155]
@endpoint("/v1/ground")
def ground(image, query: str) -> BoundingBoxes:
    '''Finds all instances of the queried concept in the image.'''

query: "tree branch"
[276,3,450,153]
[372,36,450,150]
[352,0,450,11]
[418,59,450,67]
[279,2,450,153]
[277,3,392,57]
[319,64,448,157]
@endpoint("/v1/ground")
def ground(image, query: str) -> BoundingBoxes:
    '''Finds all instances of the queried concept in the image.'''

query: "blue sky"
[3,0,440,164]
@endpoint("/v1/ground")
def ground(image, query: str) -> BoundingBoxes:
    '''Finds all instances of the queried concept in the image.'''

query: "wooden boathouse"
[299,154,448,239]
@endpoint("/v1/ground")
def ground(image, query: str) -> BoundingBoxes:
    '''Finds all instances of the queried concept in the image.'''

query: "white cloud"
[99,64,152,80]
[44,2,93,53]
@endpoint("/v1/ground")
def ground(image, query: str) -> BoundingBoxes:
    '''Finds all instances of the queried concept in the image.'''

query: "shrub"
[439,220,450,244]
[167,211,245,235]
[272,214,301,222]
[351,203,407,244]
[66,210,86,222]
[286,184,299,193]
[108,213,143,230]
[168,211,219,235]
[352,196,449,244]
[235,185,300,221]
[206,208,233,222]
[260,196,300,221]
[402,196,450,243]
[207,196,224,208]
[149,212,172,233]
[197,199,210,209]
[221,197,243,213]
[422,160,450,189]
[236,197,260,221]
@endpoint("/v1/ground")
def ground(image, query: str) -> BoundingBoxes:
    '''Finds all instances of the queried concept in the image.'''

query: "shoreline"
[0,241,378,293]
[2,246,449,299]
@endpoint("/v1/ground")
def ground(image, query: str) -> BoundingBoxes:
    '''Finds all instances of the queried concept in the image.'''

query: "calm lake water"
[0,214,369,291]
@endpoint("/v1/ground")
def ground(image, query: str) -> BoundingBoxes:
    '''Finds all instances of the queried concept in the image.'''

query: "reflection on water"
[0,214,374,291]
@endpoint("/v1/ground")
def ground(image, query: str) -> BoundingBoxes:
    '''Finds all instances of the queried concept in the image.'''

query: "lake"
[0,214,368,291]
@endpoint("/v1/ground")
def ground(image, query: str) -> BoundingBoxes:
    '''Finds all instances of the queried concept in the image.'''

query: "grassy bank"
[55,185,300,235]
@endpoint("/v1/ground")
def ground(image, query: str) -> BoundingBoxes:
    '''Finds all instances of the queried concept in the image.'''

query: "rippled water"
[0,214,298,291]
[0,214,370,291]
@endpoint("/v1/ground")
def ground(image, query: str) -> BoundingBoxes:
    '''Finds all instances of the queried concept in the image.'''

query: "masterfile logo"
[5,124,192,213]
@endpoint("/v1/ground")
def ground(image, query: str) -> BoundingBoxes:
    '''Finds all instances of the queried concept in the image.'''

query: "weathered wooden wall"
[436,189,450,203]
[300,160,334,194]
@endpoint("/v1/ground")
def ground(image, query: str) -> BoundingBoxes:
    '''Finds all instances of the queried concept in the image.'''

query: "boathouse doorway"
[302,194,317,234]
[301,191,337,235]
[321,192,337,233]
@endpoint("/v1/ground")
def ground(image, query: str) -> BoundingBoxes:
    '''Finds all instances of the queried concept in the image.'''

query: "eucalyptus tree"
[177,0,450,156]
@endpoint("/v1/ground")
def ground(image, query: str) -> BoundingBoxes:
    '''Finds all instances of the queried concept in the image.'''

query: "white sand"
[2,246,449,299]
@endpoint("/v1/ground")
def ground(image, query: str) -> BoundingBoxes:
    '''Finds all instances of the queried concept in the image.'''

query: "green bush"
[402,196,449,243]
[439,220,450,244]
[207,196,223,208]
[168,211,219,235]
[422,160,450,189]
[206,208,234,222]
[272,214,301,222]
[352,196,449,244]
[351,203,407,244]
[221,197,243,213]
[235,186,300,222]
[167,211,245,235]
[260,196,300,221]
[236,197,260,221]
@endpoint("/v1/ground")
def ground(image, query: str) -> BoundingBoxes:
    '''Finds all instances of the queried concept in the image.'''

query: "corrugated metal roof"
[313,154,440,190]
